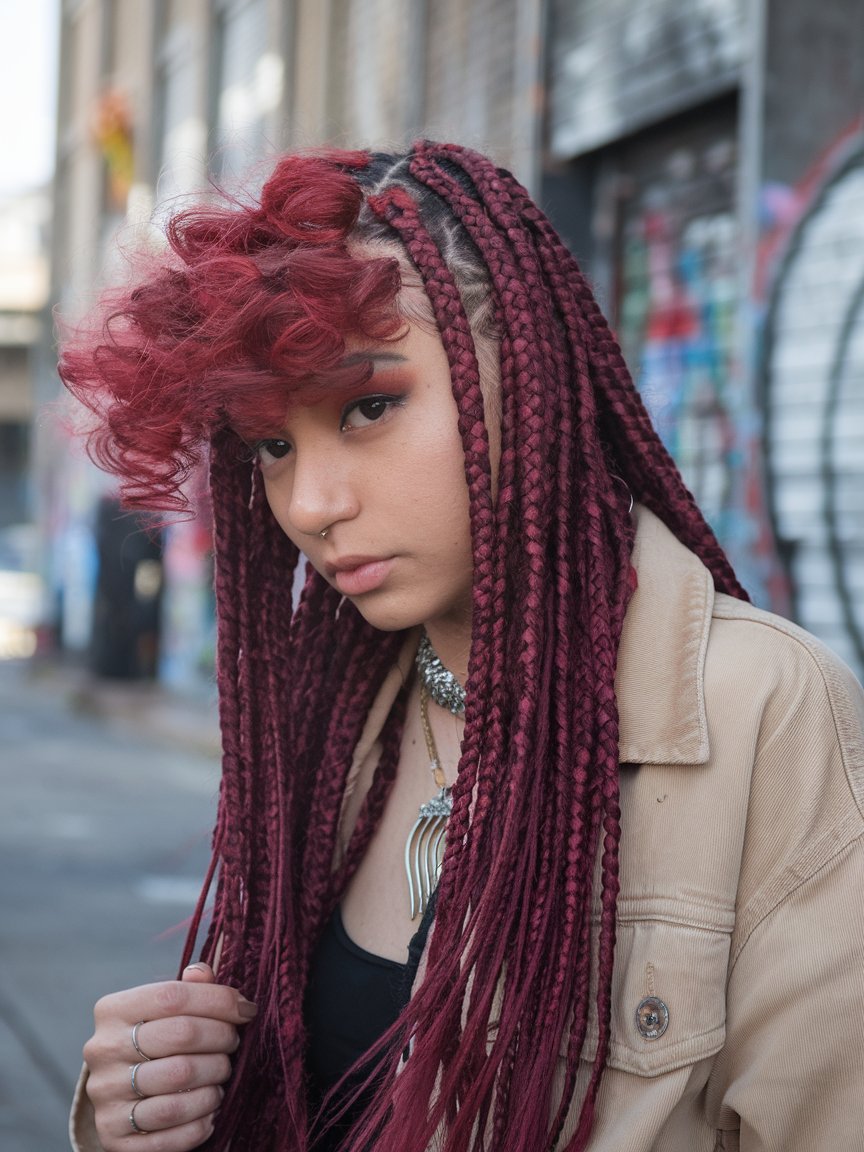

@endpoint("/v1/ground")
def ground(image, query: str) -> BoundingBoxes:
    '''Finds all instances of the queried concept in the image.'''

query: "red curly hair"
[59,142,746,1152]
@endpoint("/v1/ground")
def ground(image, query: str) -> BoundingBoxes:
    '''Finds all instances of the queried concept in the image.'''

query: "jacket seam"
[591,899,736,932]
[581,1021,727,1077]
[728,828,864,975]
[712,601,864,819]
[602,914,734,933]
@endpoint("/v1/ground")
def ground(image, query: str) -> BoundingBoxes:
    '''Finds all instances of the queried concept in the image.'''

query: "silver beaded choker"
[415,633,466,716]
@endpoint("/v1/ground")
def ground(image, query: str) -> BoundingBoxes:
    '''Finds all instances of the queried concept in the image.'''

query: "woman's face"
[255,316,484,636]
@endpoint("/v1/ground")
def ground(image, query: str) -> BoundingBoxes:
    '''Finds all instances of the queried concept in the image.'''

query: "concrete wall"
[760,141,864,675]
[750,0,864,675]
[755,0,864,674]
[762,0,864,186]
[290,0,540,179]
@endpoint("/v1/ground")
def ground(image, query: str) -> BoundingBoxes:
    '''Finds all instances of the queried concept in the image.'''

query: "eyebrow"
[339,352,409,368]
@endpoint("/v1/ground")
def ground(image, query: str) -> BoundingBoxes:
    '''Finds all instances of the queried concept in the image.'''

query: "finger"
[94,980,257,1030]
[123,1052,232,1100]
[119,1116,217,1152]
[139,1015,242,1060]
[106,1086,222,1143]
[130,1084,222,1135]
[180,962,216,985]
[86,1016,241,1084]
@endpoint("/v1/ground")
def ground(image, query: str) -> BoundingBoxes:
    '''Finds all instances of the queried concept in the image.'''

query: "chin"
[350,589,472,637]
[344,587,441,634]
[350,602,426,633]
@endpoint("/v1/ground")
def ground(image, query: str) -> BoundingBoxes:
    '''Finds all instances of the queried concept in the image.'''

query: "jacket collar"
[616,506,713,765]
[344,505,714,796]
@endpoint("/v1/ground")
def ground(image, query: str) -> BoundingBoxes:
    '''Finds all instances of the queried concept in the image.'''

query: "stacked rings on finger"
[131,1020,153,1062]
[129,1099,149,1135]
[130,1062,148,1099]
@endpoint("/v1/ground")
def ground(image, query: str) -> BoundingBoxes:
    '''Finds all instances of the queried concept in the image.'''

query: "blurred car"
[0,524,45,660]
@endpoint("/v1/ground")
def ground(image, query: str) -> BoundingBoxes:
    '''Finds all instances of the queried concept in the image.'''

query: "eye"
[254,438,292,464]
[341,394,405,431]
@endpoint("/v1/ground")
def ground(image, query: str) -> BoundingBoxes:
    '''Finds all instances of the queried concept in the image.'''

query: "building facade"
[544,0,864,679]
[0,188,51,660]
[0,189,49,529]
[47,0,545,684]
[48,0,864,682]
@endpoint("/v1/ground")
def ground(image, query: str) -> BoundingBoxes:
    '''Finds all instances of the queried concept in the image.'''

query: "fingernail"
[184,963,207,973]
[238,998,258,1018]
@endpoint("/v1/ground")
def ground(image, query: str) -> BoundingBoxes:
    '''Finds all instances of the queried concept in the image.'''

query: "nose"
[286,444,359,538]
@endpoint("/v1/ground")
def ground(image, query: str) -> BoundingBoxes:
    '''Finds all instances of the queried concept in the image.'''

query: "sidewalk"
[0,657,220,1152]
[23,657,222,758]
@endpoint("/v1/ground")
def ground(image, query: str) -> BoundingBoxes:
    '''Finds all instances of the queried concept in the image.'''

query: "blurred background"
[2,0,864,1148]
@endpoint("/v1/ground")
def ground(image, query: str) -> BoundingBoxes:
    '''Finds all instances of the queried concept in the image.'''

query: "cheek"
[262,479,297,544]
[415,440,473,565]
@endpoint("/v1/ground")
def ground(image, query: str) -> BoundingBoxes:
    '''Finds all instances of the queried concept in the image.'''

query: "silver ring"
[130,1061,147,1099]
[131,1020,152,1062]
[129,1099,149,1135]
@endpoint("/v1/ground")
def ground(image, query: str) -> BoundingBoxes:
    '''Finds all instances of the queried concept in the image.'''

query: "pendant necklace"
[405,634,465,920]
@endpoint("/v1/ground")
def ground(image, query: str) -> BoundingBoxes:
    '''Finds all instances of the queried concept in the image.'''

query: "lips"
[325,556,396,596]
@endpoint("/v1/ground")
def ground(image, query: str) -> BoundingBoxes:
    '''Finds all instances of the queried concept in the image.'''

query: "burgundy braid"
[416,144,631,1139]
[370,148,622,1147]
[57,143,747,1152]
[466,147,746,601]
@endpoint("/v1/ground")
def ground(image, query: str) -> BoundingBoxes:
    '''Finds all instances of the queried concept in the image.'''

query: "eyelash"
[252,393,406,464]
[344,393,406,429]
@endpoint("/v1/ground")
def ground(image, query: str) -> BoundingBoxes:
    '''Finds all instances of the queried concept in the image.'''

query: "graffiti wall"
[616,136,738,520]
[604,104,780,604]
[545,0,864,679]
[760,132,864,680]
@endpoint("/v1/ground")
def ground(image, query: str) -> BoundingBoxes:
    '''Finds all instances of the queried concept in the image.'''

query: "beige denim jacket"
[71,507,864,1151]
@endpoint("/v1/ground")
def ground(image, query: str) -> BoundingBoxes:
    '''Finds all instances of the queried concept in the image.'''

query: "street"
[0,662,220,1152]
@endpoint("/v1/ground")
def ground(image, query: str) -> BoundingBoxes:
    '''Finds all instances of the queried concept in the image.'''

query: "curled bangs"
[58,155,408,512]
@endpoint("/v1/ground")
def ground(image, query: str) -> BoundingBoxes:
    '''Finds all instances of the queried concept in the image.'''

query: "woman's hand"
[83,962,257,1151]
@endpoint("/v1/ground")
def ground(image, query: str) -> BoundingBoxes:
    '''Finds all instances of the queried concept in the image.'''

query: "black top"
[305,896,436,1151]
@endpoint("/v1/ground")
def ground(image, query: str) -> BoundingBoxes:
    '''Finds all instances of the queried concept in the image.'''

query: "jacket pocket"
[572,900,733,1078]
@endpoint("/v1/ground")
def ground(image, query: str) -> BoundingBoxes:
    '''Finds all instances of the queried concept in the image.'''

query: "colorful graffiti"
[613,130,781,605]
[621,206,738,514]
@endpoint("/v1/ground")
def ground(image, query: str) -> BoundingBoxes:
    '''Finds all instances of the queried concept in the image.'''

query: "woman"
[61,142,864,1152]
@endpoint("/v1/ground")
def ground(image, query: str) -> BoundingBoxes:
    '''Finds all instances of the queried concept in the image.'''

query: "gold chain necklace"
[404,682,454,920]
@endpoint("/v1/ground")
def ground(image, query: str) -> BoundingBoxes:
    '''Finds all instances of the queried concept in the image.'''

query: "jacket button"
[635,996,669,1039]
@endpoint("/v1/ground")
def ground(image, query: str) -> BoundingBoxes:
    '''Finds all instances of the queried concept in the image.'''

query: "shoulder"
[707,591,864,810]
[619,505,864,870]
[704,603,864,1142]
[703,593,864,949]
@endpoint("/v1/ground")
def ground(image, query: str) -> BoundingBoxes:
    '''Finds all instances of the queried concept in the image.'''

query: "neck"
[421,619,471,688]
